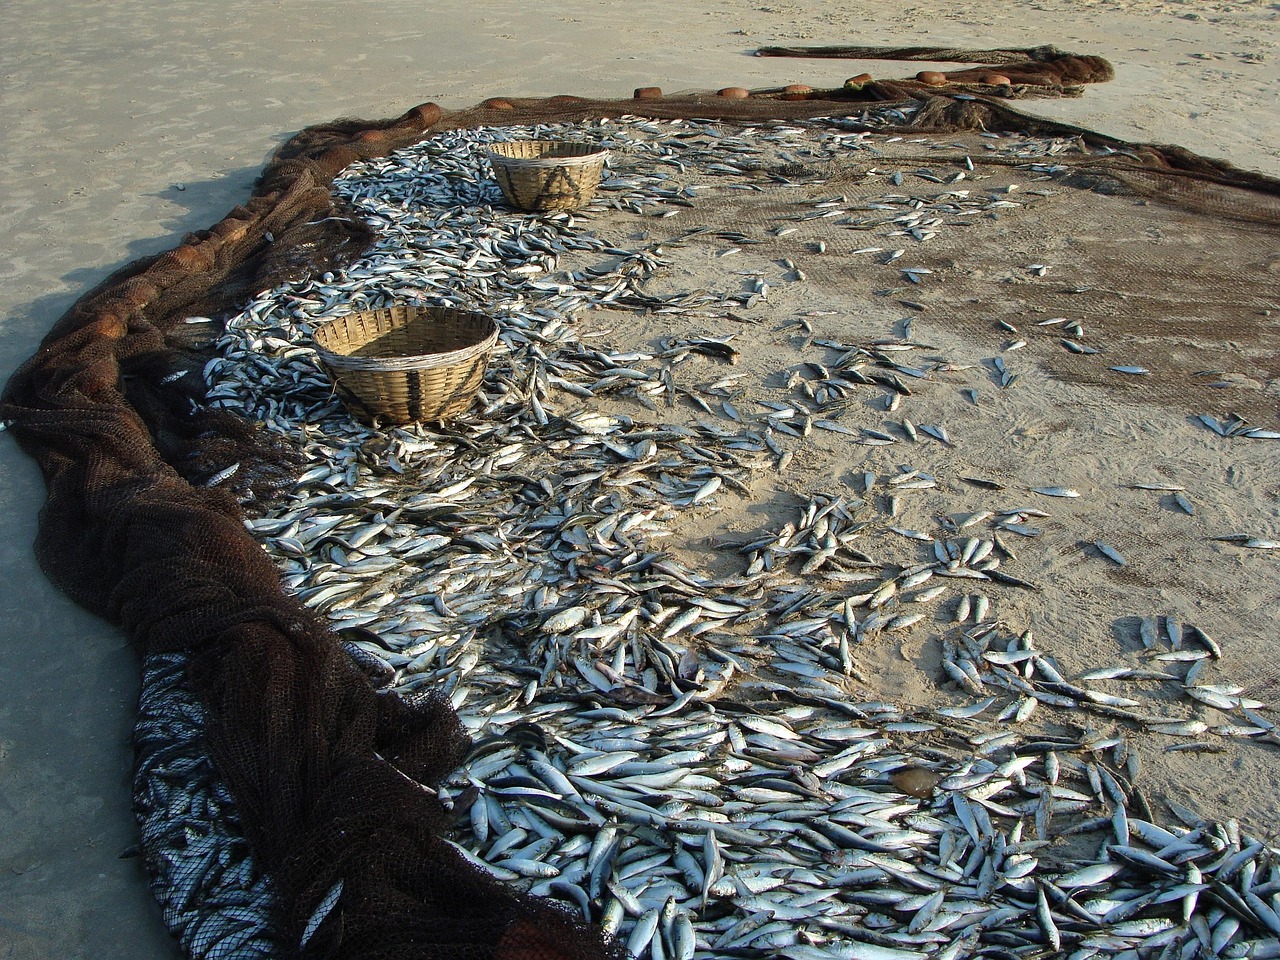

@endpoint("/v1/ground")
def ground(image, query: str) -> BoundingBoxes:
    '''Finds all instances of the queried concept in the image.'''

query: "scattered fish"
[128,111,1279,960]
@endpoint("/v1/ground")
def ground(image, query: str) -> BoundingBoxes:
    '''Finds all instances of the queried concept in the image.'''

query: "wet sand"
[1,1,1277,956]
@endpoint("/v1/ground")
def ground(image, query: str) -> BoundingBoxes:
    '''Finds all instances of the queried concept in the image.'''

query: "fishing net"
[4,48,1280,960]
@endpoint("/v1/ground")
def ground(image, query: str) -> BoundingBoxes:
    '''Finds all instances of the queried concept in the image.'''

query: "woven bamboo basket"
[312,306,498,424]
[485,141,609,212]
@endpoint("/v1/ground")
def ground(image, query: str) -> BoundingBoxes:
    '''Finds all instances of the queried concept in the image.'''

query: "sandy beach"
[1,2,1278,957]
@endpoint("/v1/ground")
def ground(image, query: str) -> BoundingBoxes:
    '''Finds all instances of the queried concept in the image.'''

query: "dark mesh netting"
[5,50,1280,960]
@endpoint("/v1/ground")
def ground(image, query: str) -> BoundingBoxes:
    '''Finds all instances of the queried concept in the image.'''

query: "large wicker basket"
[312,306,498,424]
[486,141,609,212]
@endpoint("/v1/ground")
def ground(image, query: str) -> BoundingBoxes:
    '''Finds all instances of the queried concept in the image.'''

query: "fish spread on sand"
[135,112,1280,959]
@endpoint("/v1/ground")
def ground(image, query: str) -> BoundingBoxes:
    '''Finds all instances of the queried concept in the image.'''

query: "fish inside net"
[4,52,1280,960]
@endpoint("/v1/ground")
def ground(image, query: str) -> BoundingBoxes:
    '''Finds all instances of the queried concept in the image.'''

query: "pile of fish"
[134,654,280,958]
[133,111,1280,959]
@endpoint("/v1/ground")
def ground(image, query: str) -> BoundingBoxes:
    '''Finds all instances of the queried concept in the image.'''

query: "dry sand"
[1,1,1277,957]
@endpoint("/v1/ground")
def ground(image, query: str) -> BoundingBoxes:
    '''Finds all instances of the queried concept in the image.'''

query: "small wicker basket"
[312,306,498,424]
[486,141,609,212]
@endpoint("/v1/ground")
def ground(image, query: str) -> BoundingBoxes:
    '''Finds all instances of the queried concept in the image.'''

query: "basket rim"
[312,309,499,374]
[485,140,610,169]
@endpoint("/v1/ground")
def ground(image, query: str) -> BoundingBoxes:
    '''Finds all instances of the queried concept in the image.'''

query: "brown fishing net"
[756,42,1116,95]
[4,48,1280,959]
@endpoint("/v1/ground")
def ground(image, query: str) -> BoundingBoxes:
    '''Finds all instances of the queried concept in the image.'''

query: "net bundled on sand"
[4,52,1280,960]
